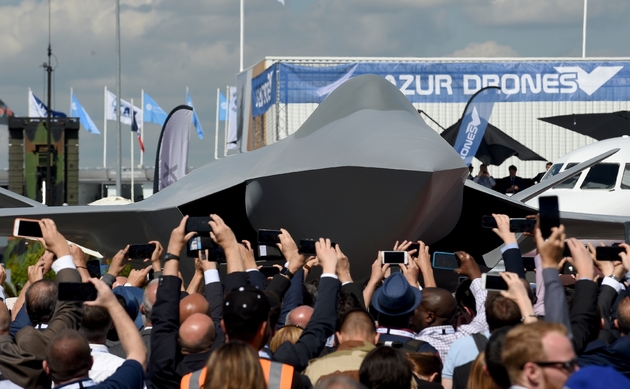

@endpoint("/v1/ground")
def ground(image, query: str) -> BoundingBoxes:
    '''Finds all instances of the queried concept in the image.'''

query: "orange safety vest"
[181,358,294,389]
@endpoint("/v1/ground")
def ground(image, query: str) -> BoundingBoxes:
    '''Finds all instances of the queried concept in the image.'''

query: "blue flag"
[218,92,227,121]
[453,86,501,165]
[70,93,100,134]
[143,92,168,125]
[186,90,204,139]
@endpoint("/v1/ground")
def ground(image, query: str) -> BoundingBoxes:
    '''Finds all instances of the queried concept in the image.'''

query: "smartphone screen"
[407,243,420,254]
[58,283,98,301]
[259,245,283,258]
[186,236,215,258]
[259,266,280,277]
[208,248,226,263]
[481,215,497,229]
[562,262,577,275]
[381,251,408,265]
[13,219,43,238]
[596,246,625,261]
[523,257,536,272]
[86,260,102,279]
[258,229,281,245]
[298,240,317,256]
[127,244,156,260]
[432,252,460,270]
[185,217,212,234]
[539,196,560,239]
[510,219,536,233]
[482,274,508,291]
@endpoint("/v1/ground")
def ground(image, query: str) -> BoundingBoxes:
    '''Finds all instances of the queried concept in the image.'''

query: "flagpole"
[131,98,135,202]
[240,0,244,72]
[70,87,72,116]
[582,0,587,58]
[140,89,144,167]
[224,86,229,157]
[115,0,122,196]
[103,86,107,168]
[214,88,220,160]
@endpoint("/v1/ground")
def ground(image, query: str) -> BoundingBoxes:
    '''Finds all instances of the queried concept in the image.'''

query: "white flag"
[106,90,142,127]
[278,0,284,4]
[29,90,48,117]
[227,86,238,150]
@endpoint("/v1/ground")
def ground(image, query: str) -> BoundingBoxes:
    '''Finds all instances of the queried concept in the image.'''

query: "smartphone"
[523,257,536,272]
[86,260,102,279]
[127,244,156,260]
[58,283,98,301]
[208,248,226,263]
[147,268,155,280]
[186,236,215,258]
[185,217,212,234]
[481,216,536,233]
[562,262,577,275]
[481,274,509,291]
[259,245,283,258]
[539,196,560,239]
[13,218,43,239]
[259,266,280,277]
[596,246,625,261]
[458,276,469,284]
[299,240,317,256]
[407,243,420,253]
[432,252,460,270]
[258,229,282,245]
[381,251,409,265]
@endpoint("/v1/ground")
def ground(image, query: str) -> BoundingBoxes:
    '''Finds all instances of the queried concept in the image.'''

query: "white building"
[235,57,630,179]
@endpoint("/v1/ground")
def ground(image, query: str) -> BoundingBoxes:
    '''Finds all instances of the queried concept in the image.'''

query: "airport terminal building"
[235,57,630,179]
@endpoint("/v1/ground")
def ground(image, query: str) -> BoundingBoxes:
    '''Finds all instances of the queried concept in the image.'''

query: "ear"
[88,356,94,371]
[140,305,146,316]
[428,372,438,382]
[42,360,50,377]
[220,319,227,336]
[482,365,491,377]
[614,318,620,331]
[464,306,475,318]
[374,332,380,345]
[426,311,436,325]
[335,331,343,345]
[523,361,541,386]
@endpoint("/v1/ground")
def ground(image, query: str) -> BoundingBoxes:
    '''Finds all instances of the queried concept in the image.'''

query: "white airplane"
[526,136,630,216]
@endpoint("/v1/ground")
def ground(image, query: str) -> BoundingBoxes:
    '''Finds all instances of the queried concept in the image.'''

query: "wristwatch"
[609,274,621,283]
[163,253,180,262]
[280,267,294,279]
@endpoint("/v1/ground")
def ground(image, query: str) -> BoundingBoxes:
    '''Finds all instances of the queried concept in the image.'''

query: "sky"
[1,0,630,170]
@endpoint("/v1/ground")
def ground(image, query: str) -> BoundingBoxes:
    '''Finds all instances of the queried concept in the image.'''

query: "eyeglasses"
[533,359,578,374]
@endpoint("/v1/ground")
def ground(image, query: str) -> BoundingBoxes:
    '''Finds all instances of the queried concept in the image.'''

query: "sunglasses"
[533,359,578,374]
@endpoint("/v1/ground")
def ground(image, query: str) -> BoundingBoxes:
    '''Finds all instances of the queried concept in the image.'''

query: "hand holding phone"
[538,196,560,240]
[596,246,625,261]
[58,282,98,301]
[128,244,157,260]
[299,239,317,256]
[13,218,43,239]
[381,251,408,265]
[432,252,460,270]
[481,273,508,291]
[185,217,212,234]
[258,229,282,245]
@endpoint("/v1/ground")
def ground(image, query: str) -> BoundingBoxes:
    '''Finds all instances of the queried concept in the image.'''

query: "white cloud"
[450,41,519,57]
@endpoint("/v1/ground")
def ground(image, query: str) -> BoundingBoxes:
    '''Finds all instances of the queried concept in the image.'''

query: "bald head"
[0,302,10,335]
[113,277,128,289]
[179,293,209,324]
[616,297,630,336]
[179,313,216,354]
[142,279,159,325]
[412,288,457,332]
[286,305,314,329]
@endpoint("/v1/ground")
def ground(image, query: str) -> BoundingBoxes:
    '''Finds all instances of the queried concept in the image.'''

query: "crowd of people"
[468,162,552,193]
[0,212,630,389]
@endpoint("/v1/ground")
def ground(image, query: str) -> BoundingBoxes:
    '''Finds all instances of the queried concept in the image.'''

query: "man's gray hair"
[142,279,159,320]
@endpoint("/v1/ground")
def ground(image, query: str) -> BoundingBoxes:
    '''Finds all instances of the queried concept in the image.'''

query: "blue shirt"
[442,331,490,379]
[55,361,144,389]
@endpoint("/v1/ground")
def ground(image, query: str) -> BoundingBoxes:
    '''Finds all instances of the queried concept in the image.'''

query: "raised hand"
[454,251,481,280]
[491,214,517,245]
[37,219,70,258]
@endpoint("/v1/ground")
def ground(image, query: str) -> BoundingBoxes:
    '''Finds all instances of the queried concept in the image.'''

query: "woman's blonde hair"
[270,325,303,353]
[203,341,266,389]
[467,351,495,389]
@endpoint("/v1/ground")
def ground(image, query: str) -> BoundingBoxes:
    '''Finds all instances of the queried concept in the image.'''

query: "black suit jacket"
[272,276,340,372]
[0,268,82,389]
[108,327,152,359]
[502,247,525,279]
[570,279,599,355]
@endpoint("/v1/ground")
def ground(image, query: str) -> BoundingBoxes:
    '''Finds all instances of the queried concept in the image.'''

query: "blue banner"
[71,93,100,134]
[453,87,501,165]
[278,61,630,103]
[143,92,168,125]
[251,64,277,117]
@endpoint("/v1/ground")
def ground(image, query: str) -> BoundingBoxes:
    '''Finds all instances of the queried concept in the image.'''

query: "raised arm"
[492,214,525,278]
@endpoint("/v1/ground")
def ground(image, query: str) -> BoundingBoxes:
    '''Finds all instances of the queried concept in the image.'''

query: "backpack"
[452,333,488,389]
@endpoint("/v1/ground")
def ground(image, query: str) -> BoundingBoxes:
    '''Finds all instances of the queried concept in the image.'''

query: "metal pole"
[582,0,587,58]
[115,0,122,195]
[131,98,134,202]
[104,86,107,168]
[240,0,244,72]
[224,86,229,157]
[140,89,144,167]
[214,88,220,160]
[45,0,52,205]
